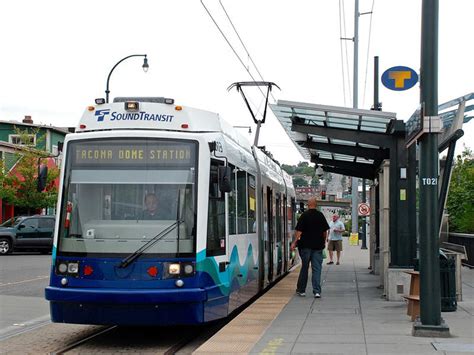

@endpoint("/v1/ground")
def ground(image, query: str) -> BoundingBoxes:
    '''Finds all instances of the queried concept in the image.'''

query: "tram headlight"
[56,261,80,276]
[168,263,181,275]
[163,262,195,279]
[58,263,68,273]
[183,264,194,275]
[67,262,79,274]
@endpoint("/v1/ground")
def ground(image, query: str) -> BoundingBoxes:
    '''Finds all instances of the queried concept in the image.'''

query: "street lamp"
[105,54,149,103]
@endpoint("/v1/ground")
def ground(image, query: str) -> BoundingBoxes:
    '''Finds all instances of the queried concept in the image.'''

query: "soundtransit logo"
[95,109,111,122]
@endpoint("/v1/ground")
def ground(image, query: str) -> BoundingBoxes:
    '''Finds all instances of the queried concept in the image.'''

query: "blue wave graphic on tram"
[197,243,258,296]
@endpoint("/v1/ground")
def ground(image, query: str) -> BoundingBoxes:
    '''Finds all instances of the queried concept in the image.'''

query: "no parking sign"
[358,203,370,216]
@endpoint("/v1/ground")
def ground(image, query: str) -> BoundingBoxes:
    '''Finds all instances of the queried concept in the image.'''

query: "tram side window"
[228,165,236,235]
[289,198,296,231]
[248,174,256,232]
[207,161,225,256]
[236,170,247,234]
[276,196,282,242]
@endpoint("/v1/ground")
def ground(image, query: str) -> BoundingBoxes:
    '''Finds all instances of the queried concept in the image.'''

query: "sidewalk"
[195,238,474,354]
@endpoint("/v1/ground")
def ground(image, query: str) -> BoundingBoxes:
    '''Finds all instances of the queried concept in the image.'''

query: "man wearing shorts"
[327,214,345,265]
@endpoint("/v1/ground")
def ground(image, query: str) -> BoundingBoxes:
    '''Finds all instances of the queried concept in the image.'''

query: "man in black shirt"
[141,193,164,220]
[290,197,329,298]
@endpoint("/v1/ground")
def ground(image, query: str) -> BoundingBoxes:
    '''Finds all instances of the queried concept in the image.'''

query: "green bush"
[447,147,474,233]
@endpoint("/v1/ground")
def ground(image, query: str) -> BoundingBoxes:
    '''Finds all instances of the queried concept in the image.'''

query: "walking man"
[327,214,345,265]
[290,197,329,298]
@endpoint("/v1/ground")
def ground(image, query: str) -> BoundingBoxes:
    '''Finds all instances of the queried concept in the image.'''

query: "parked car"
[0,215,56,254]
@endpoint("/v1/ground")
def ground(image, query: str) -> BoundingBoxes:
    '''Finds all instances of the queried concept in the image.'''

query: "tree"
[341,175,347,189]
[293,177,308,187]
[446,146,474,233]
[324,171,332,184]
[281,164,295,175]
[311,176,320,187]
[0,128,59,215]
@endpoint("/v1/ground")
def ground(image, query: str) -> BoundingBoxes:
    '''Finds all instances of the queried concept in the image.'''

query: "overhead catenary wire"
[200,1,313,162]
[218,0,277,104]
[200,0,270,120]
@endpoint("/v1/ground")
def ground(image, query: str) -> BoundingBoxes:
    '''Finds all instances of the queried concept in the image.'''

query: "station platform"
[194,238,474,354]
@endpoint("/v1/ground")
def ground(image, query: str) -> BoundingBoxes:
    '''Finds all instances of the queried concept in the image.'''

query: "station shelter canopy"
[270,100,398,180]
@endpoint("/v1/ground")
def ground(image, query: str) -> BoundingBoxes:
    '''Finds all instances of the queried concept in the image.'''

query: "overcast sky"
[0,0,472,164]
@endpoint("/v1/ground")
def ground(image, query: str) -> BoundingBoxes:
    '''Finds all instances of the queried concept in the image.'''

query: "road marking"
[0,275,48,287]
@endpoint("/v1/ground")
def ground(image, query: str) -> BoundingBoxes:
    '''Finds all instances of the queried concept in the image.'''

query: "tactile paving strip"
[193,269,299,354]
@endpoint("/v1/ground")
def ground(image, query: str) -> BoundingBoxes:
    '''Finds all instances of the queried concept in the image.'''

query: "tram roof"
[270,100,397,180]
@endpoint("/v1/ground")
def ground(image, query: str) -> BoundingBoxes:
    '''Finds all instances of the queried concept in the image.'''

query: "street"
[0,253,52,339]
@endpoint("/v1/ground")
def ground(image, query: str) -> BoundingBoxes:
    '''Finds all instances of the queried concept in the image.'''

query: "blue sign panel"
[382,66,419,91]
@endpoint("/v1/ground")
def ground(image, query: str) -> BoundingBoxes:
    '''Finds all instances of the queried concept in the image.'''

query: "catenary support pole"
[413,0,449,336]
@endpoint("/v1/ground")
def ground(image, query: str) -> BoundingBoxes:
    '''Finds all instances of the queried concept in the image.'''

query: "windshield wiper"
[118,220,183,268]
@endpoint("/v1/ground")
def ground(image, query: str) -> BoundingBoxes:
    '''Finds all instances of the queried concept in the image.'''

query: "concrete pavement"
[195,238,474,354]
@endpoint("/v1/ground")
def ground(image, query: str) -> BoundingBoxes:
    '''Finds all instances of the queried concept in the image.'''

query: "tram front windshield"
[57,138,197,257]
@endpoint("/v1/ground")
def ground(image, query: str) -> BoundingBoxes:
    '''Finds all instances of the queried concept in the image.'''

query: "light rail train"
[45,96,296,325]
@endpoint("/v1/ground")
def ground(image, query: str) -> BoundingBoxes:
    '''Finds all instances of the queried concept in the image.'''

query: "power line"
[341,0,352,106]
[362,0,375,108]
[338,0,347,106]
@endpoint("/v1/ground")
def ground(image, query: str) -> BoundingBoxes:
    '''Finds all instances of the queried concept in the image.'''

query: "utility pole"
[413,0,449,336]
[361,56,380,250]
[351,0,359,238]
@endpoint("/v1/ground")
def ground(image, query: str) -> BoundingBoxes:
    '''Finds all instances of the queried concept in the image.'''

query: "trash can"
[439,251,457,312]
[413,250,457,312]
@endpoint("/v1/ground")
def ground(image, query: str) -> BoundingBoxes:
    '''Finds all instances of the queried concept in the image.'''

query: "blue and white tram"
[45,97,296,325]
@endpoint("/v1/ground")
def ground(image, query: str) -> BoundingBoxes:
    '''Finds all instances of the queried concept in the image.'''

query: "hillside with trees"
[282,161,332,188]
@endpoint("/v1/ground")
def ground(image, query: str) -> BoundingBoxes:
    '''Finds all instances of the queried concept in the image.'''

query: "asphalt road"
[0,253,52,339]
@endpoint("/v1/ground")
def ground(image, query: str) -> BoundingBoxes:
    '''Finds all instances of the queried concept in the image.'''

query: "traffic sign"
[381,66,418,91]
[358,203,370,216]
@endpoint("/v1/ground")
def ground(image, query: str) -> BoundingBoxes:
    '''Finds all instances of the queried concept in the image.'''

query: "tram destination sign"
[72,141,195,167]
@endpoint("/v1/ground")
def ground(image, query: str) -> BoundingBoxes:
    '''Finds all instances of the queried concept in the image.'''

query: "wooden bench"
[402,270,420,321]
[403,294,420,321]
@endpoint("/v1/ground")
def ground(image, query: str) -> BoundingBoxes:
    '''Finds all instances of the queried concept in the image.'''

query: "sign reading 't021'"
[358,203,370,216]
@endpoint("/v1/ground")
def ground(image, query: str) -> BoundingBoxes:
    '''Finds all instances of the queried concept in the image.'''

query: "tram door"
[207,160,229,284]
[283,196,293,272]
[266,186,274,283]
[275,194,283,277]
[282,195,288,273]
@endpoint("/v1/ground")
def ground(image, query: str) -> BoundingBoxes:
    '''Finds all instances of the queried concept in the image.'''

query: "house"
[0,116,69,222]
